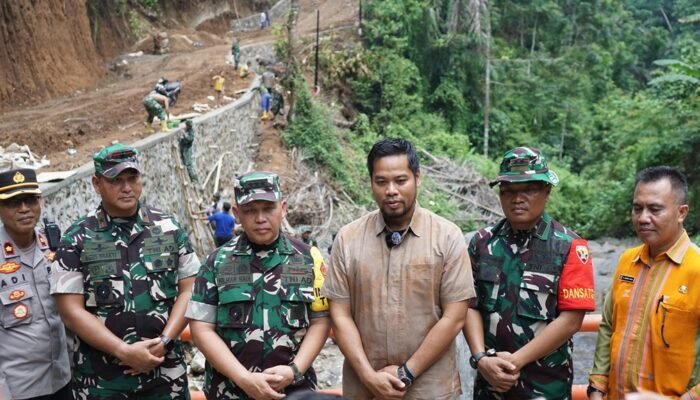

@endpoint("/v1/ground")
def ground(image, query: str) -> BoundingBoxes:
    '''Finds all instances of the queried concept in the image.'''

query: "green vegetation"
[128,10,144,39]
[286,1,700,236]
[141,0,159,11]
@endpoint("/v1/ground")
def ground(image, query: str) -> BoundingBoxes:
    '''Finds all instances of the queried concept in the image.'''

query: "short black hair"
[634,166,688,204]
[366,138,420,178]
[223,201,231,212]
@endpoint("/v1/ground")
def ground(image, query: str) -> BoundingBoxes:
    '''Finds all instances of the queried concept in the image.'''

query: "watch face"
[469,356,477,369]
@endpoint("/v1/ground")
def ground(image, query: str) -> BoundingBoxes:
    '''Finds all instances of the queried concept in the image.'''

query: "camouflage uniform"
[143,92,166,124]
[470,147,595,399]
[231,40,240,70]
[186,232,329,399]
[179,123,199,183]
[471,213,585,399]
[50,203,201,399]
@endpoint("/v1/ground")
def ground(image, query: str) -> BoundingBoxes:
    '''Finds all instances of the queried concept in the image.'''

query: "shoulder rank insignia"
[45,251,56,262]
[13,303,28,319]
[9,289,25,301]
[0,261,21,274]
[3,242,15,257]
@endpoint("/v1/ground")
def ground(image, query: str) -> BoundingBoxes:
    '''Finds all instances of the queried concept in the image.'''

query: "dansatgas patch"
[576,245,590,264]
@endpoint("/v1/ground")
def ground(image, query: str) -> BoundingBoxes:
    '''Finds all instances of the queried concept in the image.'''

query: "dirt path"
[0,0,357,173]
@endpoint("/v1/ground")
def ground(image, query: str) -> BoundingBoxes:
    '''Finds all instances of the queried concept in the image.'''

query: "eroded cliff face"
[0,0,104,107]
[0,0,263,109]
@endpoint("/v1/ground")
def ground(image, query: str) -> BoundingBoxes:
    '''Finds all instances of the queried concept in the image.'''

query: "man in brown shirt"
[324,138,475,399]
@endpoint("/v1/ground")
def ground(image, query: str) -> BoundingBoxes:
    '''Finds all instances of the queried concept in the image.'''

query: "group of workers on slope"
[1,136,698,400]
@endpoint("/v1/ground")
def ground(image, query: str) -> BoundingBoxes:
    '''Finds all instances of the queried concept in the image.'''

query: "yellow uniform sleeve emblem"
[309,246,330,313]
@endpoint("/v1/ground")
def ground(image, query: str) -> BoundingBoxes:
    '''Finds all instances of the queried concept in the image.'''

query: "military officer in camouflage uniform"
[464,147,596,399]
[0,168,73,400]
[143,91,170,134]
[50,144,201,399]
[187,171,330,400]
[179,119,199,183]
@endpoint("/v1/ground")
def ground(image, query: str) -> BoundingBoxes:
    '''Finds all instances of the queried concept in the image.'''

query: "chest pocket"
[0,283,35,328]
[517,268,558,321]
[280,264,314,328]
[217,284,255,329]
[143,233,179,301]
[82,242,124,309]
[476,256,502,312]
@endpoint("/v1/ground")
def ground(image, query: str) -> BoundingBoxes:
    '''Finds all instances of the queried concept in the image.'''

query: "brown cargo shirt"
[323,204,475,399]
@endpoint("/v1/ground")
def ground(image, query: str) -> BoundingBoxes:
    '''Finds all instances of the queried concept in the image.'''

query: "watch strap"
[397,364,416,387]
[402,362,416,381]
[587,385,605,397]
[289,362,304,385]
[159,334,175,352]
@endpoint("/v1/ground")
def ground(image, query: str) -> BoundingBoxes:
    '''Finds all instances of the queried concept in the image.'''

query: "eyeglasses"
[498,184,547,198]
[1,195,41,209]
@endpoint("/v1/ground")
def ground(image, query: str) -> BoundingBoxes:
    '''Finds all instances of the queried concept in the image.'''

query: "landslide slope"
[0,0,104,107]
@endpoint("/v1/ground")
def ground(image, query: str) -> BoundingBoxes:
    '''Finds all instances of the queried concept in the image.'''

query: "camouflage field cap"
[93,144,143,179]
[234,171,282,205]
[490,147,559,187]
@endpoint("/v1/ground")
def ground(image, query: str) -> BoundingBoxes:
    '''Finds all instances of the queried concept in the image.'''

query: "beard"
[380,198,416,227]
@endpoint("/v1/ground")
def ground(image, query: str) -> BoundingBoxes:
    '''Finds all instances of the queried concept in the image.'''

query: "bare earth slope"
[0,0,357,172]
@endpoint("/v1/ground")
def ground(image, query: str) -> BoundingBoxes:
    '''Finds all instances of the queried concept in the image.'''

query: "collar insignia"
[38,235,48,249]
[3,242,15,257]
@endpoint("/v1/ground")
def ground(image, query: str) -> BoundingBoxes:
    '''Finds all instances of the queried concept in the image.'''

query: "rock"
[190,350,206,374]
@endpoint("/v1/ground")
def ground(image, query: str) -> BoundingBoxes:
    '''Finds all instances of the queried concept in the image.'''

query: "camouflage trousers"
[474,374,571,400]
[72,343,189,400]
[143,96,166,124]
[72,371,189,400]
[179,146,199,183]
[205,366,317,400]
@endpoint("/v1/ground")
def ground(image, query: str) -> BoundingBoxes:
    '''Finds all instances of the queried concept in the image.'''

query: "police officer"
[50,144,201,399]
[0,168,72,400]
[187,171,330,400]
[464,147,596,399]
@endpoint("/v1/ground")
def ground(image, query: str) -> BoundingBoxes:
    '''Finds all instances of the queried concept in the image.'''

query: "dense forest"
[286,0,700,239]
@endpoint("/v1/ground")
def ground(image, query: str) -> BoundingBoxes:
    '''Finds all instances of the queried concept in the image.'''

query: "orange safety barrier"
[185,314,602,399]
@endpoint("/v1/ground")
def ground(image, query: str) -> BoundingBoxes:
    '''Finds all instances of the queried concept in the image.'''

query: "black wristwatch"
[289,362,305,385]
[469,348,496,369]
[397,363,416,388]
[159,334,176,353]
[587,385,605,397]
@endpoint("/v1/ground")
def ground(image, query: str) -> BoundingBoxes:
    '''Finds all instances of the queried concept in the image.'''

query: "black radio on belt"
[43,218,62,251]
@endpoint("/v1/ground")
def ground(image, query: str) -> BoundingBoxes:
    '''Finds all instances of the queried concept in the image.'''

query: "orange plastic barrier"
[186,315,603,399]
